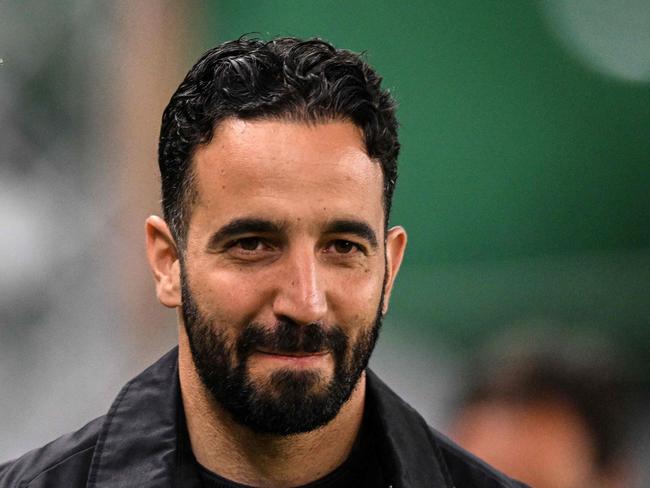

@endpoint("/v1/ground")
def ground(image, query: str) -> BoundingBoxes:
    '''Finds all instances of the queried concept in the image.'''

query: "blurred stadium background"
[1,1,648,485]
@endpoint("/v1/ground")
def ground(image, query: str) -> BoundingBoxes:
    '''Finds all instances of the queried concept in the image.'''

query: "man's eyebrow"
[325,219,378,248]
[207,218,284,248]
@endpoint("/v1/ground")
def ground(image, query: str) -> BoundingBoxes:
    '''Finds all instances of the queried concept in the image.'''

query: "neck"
[177,324,366,487]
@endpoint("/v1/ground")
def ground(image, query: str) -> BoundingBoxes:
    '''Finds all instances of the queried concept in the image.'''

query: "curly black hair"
[158,36,399,247]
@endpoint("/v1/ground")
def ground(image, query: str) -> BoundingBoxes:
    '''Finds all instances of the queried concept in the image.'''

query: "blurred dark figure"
[449,330,632,488]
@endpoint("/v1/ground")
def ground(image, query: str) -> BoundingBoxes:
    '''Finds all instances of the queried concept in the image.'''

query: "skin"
[145,118,407,486]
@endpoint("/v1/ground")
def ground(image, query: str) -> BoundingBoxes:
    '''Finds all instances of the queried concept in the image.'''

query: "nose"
[272,246,328,326]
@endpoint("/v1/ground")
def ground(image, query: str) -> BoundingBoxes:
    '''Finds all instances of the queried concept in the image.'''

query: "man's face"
[178,118,404,435]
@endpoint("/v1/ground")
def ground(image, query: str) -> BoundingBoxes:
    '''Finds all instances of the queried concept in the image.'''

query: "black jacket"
[1,348,527,487]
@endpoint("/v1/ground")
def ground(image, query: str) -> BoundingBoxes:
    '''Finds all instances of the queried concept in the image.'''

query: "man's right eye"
[233,237,264,251]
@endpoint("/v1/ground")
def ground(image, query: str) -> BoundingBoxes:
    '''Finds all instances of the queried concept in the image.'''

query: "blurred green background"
[196,0,649,370]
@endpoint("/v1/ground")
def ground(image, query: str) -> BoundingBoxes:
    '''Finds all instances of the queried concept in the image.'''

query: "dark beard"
[180,265,384,436]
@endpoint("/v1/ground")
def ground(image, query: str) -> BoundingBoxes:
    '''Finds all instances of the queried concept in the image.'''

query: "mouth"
[253,349,331,367]
[257,349,328,357]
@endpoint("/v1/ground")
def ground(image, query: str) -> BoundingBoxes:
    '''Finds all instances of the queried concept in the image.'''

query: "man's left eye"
[329,240,360,254]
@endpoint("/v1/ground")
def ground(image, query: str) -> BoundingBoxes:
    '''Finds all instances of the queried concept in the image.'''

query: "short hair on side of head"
[158,36,400,249]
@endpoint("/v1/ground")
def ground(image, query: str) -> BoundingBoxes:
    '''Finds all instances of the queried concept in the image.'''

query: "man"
[1,37,526,487]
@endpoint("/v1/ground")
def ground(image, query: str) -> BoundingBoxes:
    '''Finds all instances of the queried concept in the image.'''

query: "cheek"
[327,267,384,328]
[186,264,272,328]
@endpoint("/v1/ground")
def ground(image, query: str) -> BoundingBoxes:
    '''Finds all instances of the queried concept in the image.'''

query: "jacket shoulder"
[366,370,528,487]
[430,428,529,488]
[0,416,103,488]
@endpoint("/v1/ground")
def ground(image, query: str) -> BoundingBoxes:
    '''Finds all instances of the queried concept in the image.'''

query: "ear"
[382,226,407,314]
[145,215,182,308]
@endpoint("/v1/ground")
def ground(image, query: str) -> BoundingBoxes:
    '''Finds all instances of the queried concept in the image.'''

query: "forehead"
[191,118,385,230]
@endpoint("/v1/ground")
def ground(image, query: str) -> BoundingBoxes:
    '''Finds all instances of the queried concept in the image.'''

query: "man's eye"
[330,240,359,254]
[234,237,264,251]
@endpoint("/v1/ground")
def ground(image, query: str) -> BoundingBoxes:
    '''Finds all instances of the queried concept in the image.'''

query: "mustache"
[237,321,348,357]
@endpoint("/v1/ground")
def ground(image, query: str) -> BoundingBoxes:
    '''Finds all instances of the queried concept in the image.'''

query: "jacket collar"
[87,348,184,488]
[366,370,453,487]
[87,348,453,487]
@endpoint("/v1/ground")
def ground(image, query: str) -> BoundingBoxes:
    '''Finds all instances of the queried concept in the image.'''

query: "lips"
[253,350,331,367]
[256,349,328,358]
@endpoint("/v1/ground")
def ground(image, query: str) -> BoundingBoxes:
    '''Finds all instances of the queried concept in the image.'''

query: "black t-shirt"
[195,417,384,488]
